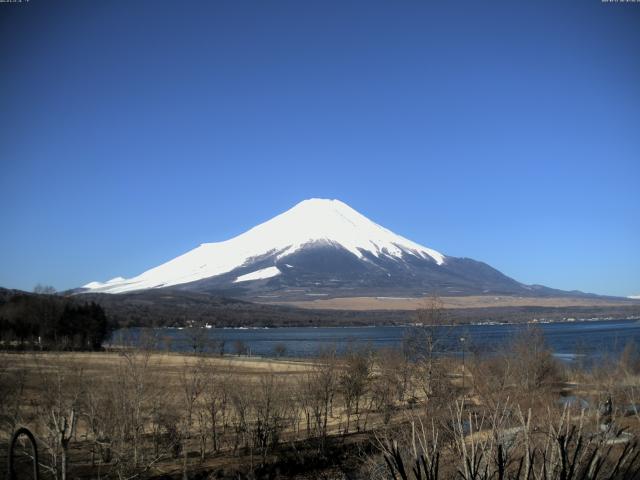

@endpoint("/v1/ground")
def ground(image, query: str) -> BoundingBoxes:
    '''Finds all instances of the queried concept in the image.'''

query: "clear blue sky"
[1,1,638,296]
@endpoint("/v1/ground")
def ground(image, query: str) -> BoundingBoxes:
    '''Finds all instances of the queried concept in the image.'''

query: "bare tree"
[468,350,513,411]
[379,346,413,404]
[340,345,372,433]
[304,348,339,452]
[510,326,562,394]
[372,346,415,426]
[229,381,251,455]
[178,359,205,478]
[33,355,83,480]
[33,284,57,294]
[406,295,451,413]
[185,321,210,354]
[100,346,164,479]
[252,372,291,462]
[202,363,230,453]
[83,376,113,466]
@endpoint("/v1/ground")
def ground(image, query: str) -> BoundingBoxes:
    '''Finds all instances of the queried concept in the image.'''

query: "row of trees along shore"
[0,286,113,350]
[3,295,640,479]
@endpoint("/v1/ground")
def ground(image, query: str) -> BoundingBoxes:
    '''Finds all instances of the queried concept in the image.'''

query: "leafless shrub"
[381,402,640,480]
[468,326,562,412]
[273,343,287,358]
[234,340,249,356]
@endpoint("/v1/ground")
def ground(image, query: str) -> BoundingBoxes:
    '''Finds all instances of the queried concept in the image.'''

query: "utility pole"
[460,336,466,395]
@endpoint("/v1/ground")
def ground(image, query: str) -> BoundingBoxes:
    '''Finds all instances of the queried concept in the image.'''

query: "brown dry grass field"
[270,294,640,311]
[4,341,640,480]
[1,350,400,479]
[6,350,315,377]
[0,350,414,437]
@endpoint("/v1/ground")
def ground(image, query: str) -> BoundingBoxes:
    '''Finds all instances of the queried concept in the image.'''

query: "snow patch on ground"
[233,266,281,283]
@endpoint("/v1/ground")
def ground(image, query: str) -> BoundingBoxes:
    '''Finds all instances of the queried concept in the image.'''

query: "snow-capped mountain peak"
[234,198,445,264]
[83,198,445,294]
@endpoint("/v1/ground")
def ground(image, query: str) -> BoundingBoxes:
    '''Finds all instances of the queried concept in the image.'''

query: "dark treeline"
[1,286,639,350]
[0,291,113,350]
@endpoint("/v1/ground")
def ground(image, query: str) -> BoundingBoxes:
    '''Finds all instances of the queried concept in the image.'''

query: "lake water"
[112,318,640,361]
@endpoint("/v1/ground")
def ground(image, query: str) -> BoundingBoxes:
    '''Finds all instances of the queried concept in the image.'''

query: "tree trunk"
[61,444,68,480]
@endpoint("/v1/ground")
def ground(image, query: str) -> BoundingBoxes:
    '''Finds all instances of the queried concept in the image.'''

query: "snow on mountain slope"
[83,199,446,294]
[233,266,281,283]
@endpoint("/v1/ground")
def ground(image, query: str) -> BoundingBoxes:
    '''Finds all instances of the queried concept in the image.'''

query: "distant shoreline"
[134,315,640,330]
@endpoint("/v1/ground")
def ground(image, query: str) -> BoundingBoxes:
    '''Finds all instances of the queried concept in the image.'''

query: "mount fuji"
[81,198,575,300]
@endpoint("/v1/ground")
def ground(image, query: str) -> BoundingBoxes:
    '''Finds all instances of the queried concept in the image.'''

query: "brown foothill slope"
[264,294,640,311]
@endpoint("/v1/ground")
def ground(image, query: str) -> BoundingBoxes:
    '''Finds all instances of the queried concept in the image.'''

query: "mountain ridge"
[80,198,599,301]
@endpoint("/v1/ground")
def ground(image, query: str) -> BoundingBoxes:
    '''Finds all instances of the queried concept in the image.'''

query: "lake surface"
[112,318,640,361]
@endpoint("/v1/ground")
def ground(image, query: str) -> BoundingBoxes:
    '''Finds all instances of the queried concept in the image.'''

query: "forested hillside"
[0,289,113,350]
